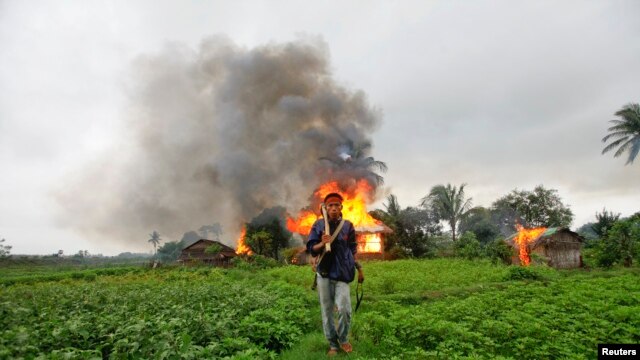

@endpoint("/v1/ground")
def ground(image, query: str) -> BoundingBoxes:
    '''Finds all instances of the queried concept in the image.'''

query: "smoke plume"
[55,35,382,248]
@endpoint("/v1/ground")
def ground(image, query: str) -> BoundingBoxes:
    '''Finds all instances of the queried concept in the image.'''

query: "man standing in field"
[307,192,358,356]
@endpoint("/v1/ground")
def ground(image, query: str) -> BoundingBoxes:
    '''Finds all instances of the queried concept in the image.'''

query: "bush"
[503,266,543,281]
[386,246,409,260]
[596,219,639,268]
[84,272,97,281]
[455,232,482,260]
[433,236,455,257]
[280,247,301,264]
[205,244,223,255]
[484,238,512,265]
[231,254,281,271]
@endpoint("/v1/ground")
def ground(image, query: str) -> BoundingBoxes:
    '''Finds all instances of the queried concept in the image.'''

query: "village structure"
[178,239,237,267]
[507,227,584,269]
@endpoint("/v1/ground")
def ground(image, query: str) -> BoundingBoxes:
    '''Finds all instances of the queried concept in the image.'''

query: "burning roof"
[285,179,391,255]
[507,227,584,267]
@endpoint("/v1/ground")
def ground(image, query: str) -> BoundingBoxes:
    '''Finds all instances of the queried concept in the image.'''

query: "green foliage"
[0,268,312,358]
[484,238,513,265]
[232,254,281,271]
[352,271,640,359]
[3,257,638,359]
[503,266,544,281]
[421,183,473,242]
[156,240,185,263]
[386,245,409,259]
[0,267,140,286]
[459,207,501,244]
[245,230,274,257]
[280,247,302,264]
[597,218,640,267]
[204,243,223,255]
[245,209,292,260]
[455,231,482,259]
[372,194,442,257]
[592,208,621,238]
[601,102,640,165]
[576,221,599,246]
[491,185,574,230]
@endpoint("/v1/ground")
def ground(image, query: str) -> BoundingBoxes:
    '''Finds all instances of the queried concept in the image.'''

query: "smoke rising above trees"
[54,36,383,247]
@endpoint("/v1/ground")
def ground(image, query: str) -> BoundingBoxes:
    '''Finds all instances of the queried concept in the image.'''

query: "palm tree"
[319,140,388,185]
[383,194,402,219]
[148,231,161,255]
[380,194,404,251]
[421,183,473,242]
[602,103,640,165]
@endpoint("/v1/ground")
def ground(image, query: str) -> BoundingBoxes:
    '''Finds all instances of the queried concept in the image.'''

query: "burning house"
[507,226,584,269]
[285,180,393,261]
[59,38,391,257]
[178,239,237,267]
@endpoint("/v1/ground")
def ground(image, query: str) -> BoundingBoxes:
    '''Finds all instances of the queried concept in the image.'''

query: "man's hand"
[321,233,331,245]
[313,232,332,253]
[357,269,365,283]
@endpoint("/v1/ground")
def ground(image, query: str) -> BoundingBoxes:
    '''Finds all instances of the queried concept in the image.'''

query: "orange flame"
[513,224,546,266]
[235,226,253,255]
[286,209,318,235]
[287,179,384,253]
[357,233,382,253]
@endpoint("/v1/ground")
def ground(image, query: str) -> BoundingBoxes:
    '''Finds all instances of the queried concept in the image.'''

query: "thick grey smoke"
[55,36,382,248]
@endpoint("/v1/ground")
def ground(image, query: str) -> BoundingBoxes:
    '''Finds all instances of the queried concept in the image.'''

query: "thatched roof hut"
[507,227,584,269]
[178,239,237,267]
[354,223,393,260]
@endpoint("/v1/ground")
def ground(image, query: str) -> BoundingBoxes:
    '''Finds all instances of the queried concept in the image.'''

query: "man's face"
[326,202,342,219]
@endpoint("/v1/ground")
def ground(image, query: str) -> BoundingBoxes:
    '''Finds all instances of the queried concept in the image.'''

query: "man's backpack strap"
[316,219,345,269]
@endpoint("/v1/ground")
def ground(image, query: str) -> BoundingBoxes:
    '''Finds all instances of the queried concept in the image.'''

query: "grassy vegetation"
[1,259,638,359]
[0,256,149,281]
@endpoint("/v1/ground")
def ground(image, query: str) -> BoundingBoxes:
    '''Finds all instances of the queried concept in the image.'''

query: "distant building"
[178,239,237,267]
[507,227,584,269]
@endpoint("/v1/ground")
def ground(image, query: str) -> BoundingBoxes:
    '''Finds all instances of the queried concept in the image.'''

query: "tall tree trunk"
[450,220,457,242]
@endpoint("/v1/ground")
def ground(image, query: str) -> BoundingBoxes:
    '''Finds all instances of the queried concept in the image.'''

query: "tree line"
[373,183,638,268]
[149,182,638,269]
[149,101,640,266]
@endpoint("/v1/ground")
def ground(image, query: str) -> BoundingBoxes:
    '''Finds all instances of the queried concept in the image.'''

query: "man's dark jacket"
[306,217,357,283]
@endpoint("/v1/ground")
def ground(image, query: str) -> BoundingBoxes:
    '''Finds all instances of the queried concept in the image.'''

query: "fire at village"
[3,20,639,359]
[179,175,586,270]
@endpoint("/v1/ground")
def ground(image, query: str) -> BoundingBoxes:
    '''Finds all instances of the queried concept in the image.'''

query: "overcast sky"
[1,1,639,255]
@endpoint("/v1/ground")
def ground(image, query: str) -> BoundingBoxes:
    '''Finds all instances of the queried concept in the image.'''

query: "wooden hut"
[355,223,393,260]
[507,227,584,269]
[178,239,237,267]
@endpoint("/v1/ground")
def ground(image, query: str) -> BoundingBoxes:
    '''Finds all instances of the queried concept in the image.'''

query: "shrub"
[232,254,281,271]
[484,238,512,265]
[386,246,409,260]
[205,244,223,254]
[280,247,301,264]
[503,266,543,281]
[455,232,482,260]
[597,219,639,268]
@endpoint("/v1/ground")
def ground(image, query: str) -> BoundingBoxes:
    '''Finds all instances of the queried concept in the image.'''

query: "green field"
[1,259,638,359]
